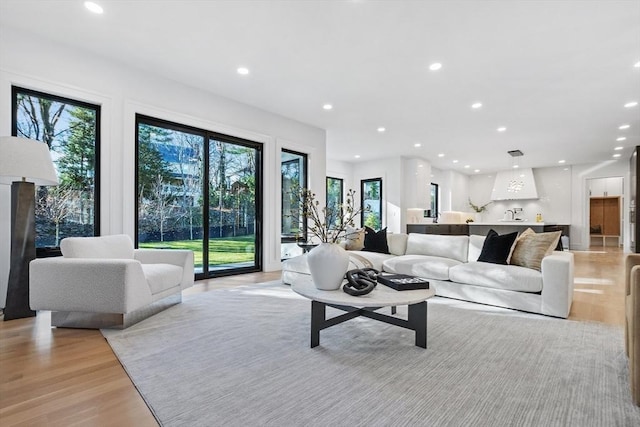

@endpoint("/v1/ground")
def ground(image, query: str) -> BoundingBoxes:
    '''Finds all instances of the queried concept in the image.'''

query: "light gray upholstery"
[30,234,194,328]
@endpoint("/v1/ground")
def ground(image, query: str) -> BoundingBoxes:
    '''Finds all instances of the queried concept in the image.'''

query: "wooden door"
[602,197,620,236]
[590,198,604,234]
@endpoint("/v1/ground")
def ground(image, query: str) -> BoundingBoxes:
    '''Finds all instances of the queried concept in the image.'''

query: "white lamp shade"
[0,136,59,186]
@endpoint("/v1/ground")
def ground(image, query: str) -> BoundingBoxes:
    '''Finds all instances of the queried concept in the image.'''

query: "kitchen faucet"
[504,209,514,221]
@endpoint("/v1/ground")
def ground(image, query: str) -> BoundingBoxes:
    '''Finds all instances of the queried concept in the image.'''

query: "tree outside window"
[12,87,100,247]
[361,178,382,230]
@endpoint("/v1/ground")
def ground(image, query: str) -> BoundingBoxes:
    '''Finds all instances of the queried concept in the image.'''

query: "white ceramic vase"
[307,242,349,290]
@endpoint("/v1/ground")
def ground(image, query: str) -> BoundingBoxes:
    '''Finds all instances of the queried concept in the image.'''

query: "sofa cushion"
[349,250,396,271]
[477,230,518,265]
[510,229,562,271]
[387,233,408,256]
[343,226,365,251]
[61,235,135,259]
[363,227,390,254]
[383,255,462,280]
[141,263,184,295]
[406,233,469,263]
[468,234,485,262]
[449,262,543,292]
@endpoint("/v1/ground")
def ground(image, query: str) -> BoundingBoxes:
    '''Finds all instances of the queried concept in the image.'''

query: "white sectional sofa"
[282,232,574,318]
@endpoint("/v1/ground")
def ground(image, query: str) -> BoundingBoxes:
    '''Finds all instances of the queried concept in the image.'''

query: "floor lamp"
[0,136,58,320]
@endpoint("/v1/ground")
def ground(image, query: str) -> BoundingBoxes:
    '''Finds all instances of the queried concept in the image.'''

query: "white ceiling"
[1,0,639,173]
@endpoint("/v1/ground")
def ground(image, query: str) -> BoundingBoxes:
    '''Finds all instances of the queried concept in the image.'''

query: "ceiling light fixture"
[84,1,103,14]
[625,101,638,108]
[437,153,445,158]
[558,160,566,164]
[613,154,622,158]
[377,127,386,133]
[619,124,631,130]
[354,155,361,159]
[429,63,442,71]
[464,165,470,169]
[322,104,333,110]
[474,169,480,173]
[497,127,507,132]
[452,159,459,164]
[617,137,627,141]
[614,146,624,150]
[635,61,640,68]
[237,67,250,75]
[414,143,421,147]
[471,102,483,109]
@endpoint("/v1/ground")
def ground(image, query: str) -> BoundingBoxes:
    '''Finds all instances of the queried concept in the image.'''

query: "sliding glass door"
[136,115,262,278]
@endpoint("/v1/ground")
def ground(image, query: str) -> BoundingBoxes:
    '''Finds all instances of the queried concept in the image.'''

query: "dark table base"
[310,300,428,348]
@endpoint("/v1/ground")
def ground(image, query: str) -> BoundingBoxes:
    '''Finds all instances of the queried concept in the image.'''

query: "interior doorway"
[587,177,623,249]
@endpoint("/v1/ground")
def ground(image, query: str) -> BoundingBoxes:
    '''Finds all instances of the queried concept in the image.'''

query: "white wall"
[0,27,326,306]
[432,168,470,215]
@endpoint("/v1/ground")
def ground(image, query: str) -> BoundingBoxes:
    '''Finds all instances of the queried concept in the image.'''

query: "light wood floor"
[0,251,625,426]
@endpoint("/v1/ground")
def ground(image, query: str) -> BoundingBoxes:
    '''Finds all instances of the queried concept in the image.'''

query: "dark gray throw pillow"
[477,229,518,265]
[362,226,389,254]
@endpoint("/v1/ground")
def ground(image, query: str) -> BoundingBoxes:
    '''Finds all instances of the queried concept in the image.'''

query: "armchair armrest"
[134,249,194,289]
[540,251,574,318]
[626,254,640,297]
[30,258,152,313]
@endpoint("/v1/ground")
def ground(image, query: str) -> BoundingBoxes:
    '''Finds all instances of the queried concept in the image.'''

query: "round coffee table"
[291,276,435,348]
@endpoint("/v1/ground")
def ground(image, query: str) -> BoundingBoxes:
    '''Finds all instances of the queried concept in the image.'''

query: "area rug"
[102,281,640,427]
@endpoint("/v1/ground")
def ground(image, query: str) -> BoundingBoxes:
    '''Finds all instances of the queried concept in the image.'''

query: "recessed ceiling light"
[614,146,624,150]
[635,61,640,68]
[84,1,103,14]
[625,101,638,108]
[377,127,386,133]
[237,67,250,75]
[414,143,421,147]
[464,165,470,169]
[613,153,622,158]
[619,124,631,130]
[452,159,459,164]
[437,153,445,158]
[512,165,519,169]
[471,102,483,109]
[354,155,361,159]
[564,168,569,171]
[418,164,424,168]
[429,63,442,71]
[558,160,566,164]
[497,127,507,132]
[322,104,333,110]
[617,137,627,141]
[474,169,480,173]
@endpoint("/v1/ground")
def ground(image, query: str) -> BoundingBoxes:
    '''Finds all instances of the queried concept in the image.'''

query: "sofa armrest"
[540,251,574,318]
[29,258,152,313]
[629,265,640,404]
[134,249,194,289]
[626,254,640,298]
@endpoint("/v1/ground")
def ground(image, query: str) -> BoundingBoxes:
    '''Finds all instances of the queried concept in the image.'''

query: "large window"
[12,86,100,248]
[326,177,343,229]
[361,178,382,230]
[136,115,262,277]
[281,150,307,242]
[430,183,439,218]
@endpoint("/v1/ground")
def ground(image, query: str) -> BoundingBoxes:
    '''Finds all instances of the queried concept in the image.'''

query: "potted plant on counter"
[468,198,492,223]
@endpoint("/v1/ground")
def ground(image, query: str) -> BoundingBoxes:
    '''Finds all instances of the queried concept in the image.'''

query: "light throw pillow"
[477,229,518,265]
[363,227,390,254]
[343,226,365,251]
[510,228,562,271]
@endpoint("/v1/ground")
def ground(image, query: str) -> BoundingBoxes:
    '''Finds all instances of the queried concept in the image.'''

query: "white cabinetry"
[589,177,623,197]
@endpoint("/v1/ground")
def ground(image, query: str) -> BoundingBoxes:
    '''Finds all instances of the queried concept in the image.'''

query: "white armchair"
[29,234,194,329]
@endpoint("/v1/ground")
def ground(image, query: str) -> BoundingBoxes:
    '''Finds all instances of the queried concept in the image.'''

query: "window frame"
[11,85,101,253]
[360,177,383,230]
[430,182,439,218]
[281,149,308,243]
[135,114,263,279]
[326,176,344,230]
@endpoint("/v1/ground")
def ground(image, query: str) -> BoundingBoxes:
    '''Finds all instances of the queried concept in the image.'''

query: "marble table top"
[291,275,435,307]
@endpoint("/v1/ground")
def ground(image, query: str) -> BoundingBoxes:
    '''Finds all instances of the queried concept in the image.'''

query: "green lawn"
[140,235,255,267]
